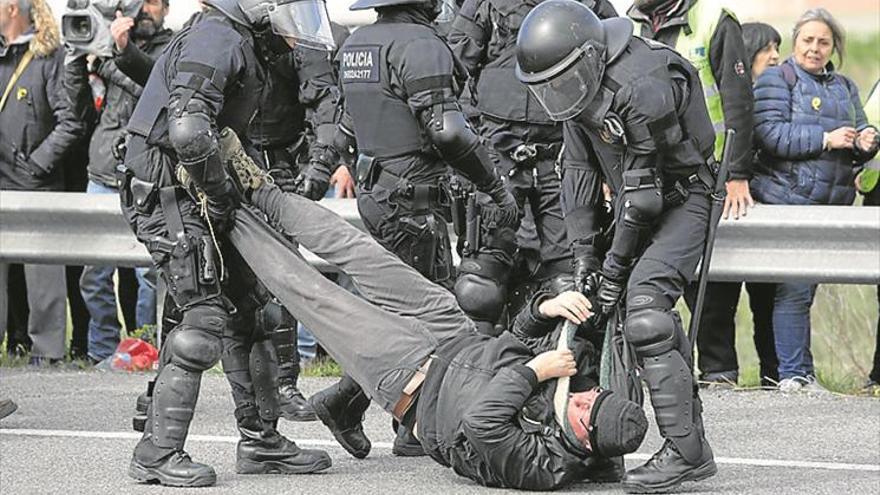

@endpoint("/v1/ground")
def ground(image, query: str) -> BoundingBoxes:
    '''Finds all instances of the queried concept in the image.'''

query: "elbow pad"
[425,109,495,187]
[168,113,218,166]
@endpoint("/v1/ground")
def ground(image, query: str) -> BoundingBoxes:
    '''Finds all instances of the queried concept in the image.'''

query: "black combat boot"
[622,395,716,493]
[129,449,217,487]
[278,381,318,422]
[236,418,332,474]
[309,375,372,459]
[391,421,425,457]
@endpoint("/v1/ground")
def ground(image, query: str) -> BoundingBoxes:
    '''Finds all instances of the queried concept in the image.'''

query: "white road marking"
[2,428,878,473]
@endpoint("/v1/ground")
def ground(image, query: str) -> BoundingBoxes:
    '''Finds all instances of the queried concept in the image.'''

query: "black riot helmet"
[515,0,632,121]
[204,0,335,49]
[349,0,445,20]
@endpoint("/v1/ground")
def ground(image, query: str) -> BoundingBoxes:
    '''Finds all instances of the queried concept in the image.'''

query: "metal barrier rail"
[1,191,878,284]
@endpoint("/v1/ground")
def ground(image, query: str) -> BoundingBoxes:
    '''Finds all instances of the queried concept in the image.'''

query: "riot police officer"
[516,1,717,492]
[445,0,617,334]
[247,22,350,423]
[119,0,336,486]
[308,0,518,459]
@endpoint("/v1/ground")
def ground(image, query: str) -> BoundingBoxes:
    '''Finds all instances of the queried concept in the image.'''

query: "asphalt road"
[1,369,878,495]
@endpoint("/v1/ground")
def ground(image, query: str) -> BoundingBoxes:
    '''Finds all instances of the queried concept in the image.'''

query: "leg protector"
[250,339,281,422]
[454,254,512,333]
[626,307,705,463]
[264,300,300,386]
[148,304,225,450]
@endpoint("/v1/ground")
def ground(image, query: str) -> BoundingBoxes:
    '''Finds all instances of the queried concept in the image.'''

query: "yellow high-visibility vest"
[632,0,735,159]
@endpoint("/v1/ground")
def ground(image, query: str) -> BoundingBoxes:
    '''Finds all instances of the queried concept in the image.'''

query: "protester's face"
[794,20,834,74]
[133,0,168,39]
[752,41,780,81]
[566,388,602,451]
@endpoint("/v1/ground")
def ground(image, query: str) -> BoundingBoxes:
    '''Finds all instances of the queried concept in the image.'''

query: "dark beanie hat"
[588,390,648,457]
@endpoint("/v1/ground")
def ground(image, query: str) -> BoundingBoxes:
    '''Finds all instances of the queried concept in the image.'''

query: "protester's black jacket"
[0,29,84,191]
[416,294,599,490]
[64,28,174,188]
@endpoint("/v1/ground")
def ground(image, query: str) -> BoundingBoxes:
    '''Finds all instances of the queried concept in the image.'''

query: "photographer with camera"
[63,0,172,364]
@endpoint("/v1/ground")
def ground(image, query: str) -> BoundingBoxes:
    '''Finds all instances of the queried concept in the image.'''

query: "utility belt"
[357,154,448,210]
[508,142,563,166]
[662,160,717,206]
[392,356,434,422]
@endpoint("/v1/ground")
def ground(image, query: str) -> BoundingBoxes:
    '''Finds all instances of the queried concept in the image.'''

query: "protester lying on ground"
[214,148,648,490]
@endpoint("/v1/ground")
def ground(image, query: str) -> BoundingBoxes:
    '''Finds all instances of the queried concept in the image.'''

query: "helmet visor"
[526,42,604,122]
[268,0,335,50]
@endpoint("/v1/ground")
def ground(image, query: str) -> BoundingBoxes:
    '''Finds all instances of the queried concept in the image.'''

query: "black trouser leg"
[118,267,139,334]
[746,282,778,383]
[66,265,90,359]
[6,264,31,356]
[870,285,880,383]
[685,282,741,377]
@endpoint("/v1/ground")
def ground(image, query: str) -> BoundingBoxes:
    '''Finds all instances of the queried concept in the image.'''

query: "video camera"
[62,0,143,58]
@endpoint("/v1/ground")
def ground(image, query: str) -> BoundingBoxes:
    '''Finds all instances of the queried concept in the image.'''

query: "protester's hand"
[826,126,857,150]
[331,165,356,198]
[856,127,879,153]
[111,11,135,51]
[538,291,593,324]
[526,349,577,382]
[723,179,755,220]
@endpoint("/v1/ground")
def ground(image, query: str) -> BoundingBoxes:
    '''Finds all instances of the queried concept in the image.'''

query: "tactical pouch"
[398,212,452,284]
[356,154,378,190]
[130,177,159,214]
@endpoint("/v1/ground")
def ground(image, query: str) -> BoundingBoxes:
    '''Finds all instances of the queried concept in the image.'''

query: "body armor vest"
[338,23,438,159]
[578,37,715,189]
[127,12,264,151]
[474,0,554,124]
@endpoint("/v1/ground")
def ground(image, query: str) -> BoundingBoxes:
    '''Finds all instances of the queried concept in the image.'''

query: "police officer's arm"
[165,24,244,223]
[113,39,162,87]
[560,120,606,280]
[400,37,513,212]
[446,0,490,78]
[28,50,88,178]
[461,365,580,490]
[293,46,346,196]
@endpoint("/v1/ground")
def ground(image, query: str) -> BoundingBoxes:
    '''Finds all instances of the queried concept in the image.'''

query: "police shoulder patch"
[340,45,381,83]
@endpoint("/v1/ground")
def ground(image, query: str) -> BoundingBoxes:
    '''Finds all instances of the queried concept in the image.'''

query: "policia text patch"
[341,45,381,83]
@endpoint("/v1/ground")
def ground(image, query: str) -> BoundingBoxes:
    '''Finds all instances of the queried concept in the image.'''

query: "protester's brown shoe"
[219,127,272,199]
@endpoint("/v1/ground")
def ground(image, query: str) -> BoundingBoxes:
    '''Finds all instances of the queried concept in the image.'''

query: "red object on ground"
[110,338,159,371]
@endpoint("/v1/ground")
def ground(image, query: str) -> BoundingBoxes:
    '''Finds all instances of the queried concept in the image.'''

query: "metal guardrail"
[1,191,879,284]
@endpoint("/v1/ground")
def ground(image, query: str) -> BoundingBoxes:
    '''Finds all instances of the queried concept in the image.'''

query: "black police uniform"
[245,24,351,423]
[555,32,718,492]
[119,5,328,485]
[447,0,618,330]
[336,7,508,288]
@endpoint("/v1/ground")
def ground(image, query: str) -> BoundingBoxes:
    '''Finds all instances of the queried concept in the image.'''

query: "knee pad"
[168,305,227,371]
[625,308,681,357]
[455,255,509,323]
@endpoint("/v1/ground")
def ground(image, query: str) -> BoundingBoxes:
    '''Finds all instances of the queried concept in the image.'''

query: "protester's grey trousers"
[0,263,67,359]
[230,186,476,413]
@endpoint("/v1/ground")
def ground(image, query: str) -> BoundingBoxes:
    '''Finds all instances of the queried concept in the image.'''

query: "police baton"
[688,129,735,354]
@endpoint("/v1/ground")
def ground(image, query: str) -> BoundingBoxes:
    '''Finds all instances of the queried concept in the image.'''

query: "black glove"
[15,152,50,178]
[594,273,625,316]
[205,195,238,235]
[293,161,331,200]
[479,179,518,227]
[269,166,298,193]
